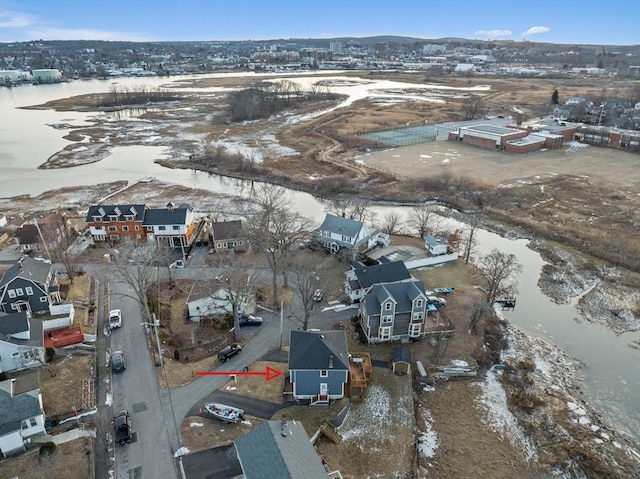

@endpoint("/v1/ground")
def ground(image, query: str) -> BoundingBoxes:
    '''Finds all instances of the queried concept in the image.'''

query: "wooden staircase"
[320,421,342,443]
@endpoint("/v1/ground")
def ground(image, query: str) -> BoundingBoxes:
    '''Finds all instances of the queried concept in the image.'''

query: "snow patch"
[105,392,113,406]
[174,446,190,457]
[189,422,204,427]
[475,368,537,462]
[418,410,438,458]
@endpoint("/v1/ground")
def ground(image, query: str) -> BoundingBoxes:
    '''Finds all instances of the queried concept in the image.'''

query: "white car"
[169,260,185,268]
[109,309,123,329]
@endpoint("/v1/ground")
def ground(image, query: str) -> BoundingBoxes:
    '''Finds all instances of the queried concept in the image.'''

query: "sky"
[1,0,639,46]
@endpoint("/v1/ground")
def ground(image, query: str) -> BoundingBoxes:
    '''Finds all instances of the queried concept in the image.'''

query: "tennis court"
[358,124,438,147]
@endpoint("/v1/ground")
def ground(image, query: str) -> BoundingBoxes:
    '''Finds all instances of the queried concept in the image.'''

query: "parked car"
[114,410,132,444]
[313,289,324,302]
[239,315,263,327]
[218,343,242,362]
[427,296,447,308]
[169,259,185,268]
[109,309,122,329]
[111,350,127,372]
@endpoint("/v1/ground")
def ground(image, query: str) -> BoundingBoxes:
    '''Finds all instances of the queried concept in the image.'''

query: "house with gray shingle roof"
[0,257,55,315]
[313,213,388,260]
[210,220,247,253]
[0,372,46,457]
[0,311,44,374]
[344,260,412,303]
[288,330,348,405]
[85,204,145,243]
[143,203,198,249]
[235,419,328,479]
[359,280,429,344]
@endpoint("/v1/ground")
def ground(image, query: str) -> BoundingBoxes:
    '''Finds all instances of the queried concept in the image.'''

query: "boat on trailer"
[433,287,454,294]
[204,402,245,423]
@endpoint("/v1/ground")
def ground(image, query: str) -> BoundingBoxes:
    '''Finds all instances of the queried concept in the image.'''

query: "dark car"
[114,410,132,444]
[218,343,241,362]
[238,315,263,327]
[111,350,126,373]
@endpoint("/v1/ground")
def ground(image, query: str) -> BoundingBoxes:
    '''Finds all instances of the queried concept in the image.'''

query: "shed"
[392,347,411,376]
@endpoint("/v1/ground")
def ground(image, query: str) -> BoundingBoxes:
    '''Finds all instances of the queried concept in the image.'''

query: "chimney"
[280,413,288,437]
[11,379,16,397]
[329,355,334,369]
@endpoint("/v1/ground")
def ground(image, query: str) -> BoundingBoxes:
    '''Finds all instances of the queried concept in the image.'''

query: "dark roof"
[351,260,411,289]
[364,280,426,317]
[235,420,328,479]
[182,444,242,479]
[0,374,42,436]
[393,347,411,364]
[0,311,29,336]
[211,220,244,241]
[0,256,52,289]
[85,204,145,222]
[14,224,39,245]
[289,330,348,371]
[318,214,363,238]
[142,206,189,226]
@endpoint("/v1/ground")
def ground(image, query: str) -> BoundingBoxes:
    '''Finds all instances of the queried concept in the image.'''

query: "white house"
[0,372,46,457]
[424,236,449,255]
[0,312,44,374]
[187,288,255,322]
[313,214,389,260]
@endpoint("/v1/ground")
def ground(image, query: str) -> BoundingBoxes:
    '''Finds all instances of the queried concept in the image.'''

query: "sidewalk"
[31,427,96,445]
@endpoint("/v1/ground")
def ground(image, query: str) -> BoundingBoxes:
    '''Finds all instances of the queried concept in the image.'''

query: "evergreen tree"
[551,89,559,105]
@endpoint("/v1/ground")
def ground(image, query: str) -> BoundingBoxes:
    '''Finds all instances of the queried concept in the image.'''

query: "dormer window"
[385,302,392,311]
[125,215,134,221]
[109,215,118,221]
[92,216,102,222]
[416,299,423,308]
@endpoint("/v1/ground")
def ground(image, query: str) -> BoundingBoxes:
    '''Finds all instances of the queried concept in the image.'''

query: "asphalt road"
[109,277,178,479]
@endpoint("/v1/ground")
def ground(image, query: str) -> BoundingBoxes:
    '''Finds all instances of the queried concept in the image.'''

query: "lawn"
[0,438,93,479]
[41,353,94,417]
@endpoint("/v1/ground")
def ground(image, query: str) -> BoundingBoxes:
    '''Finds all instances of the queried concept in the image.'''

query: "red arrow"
[195,365,282,382]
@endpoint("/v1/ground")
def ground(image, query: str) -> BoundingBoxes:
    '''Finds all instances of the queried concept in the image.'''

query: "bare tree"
[381,211,404,235]
[462,94,484,120]
[407,205,438,239]
[208,266,260,343]
[467,296,493,334]
[477,249,523,304]
[105,241,174,322]
[287,251,325,331]
[462,215,479,264]
[241,184,313,308]
[325,198,376,224]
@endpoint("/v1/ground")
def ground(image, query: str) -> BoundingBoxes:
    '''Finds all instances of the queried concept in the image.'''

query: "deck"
[44,325,84,348]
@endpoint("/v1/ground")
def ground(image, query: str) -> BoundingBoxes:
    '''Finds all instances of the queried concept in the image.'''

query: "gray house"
[288,330,349,405]
[0,257,55,315]
[313,213,388,260]
[0,372,46,457]
[344,260,412,303]
[359,280,429,344]
[235,419,328,479]
[0,311,44,374]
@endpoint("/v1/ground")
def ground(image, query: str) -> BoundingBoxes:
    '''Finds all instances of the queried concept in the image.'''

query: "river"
[1,74,638,441]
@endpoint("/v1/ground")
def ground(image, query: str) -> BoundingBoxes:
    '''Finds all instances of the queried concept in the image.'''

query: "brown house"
[85,204,146,243]
[210,220,247,253]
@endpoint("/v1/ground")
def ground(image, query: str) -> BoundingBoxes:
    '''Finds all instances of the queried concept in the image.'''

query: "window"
[238,240,244,245]
[416,299,423,308]
[8,289,16,298]
[410,324,421,337]
[15,288,23,296]
[21,420,29,430]
[134,225,140,231]
[40,296,48,303]
[379,326,391,340]
[158,226,166,231]
[217,242,223,248]
[341,235,350,242]
[413,312,423,320]
[12,351,20,358]
[95,225,104,230]
[30,418,37,427]
[385,302,392,311]
[172,225,179,230]
[122,226,129,232]
[108,226,117,232]
[109,215,118,221]
[382,315,393,324]
[26,286,33,295]
[136,234,142,240]
[125,215,134,221]
[320,370,328,378]
[92,216,102,222]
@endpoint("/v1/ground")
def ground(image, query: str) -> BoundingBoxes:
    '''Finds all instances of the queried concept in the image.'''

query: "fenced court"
[358,124,439,147]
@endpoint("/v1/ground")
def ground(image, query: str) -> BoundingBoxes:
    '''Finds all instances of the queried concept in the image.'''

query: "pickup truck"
[114,410,132,444]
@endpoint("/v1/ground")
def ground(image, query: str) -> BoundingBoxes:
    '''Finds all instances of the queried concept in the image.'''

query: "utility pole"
[279,300,284,350]
[151,313,163,366]
[33,217,51,258]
